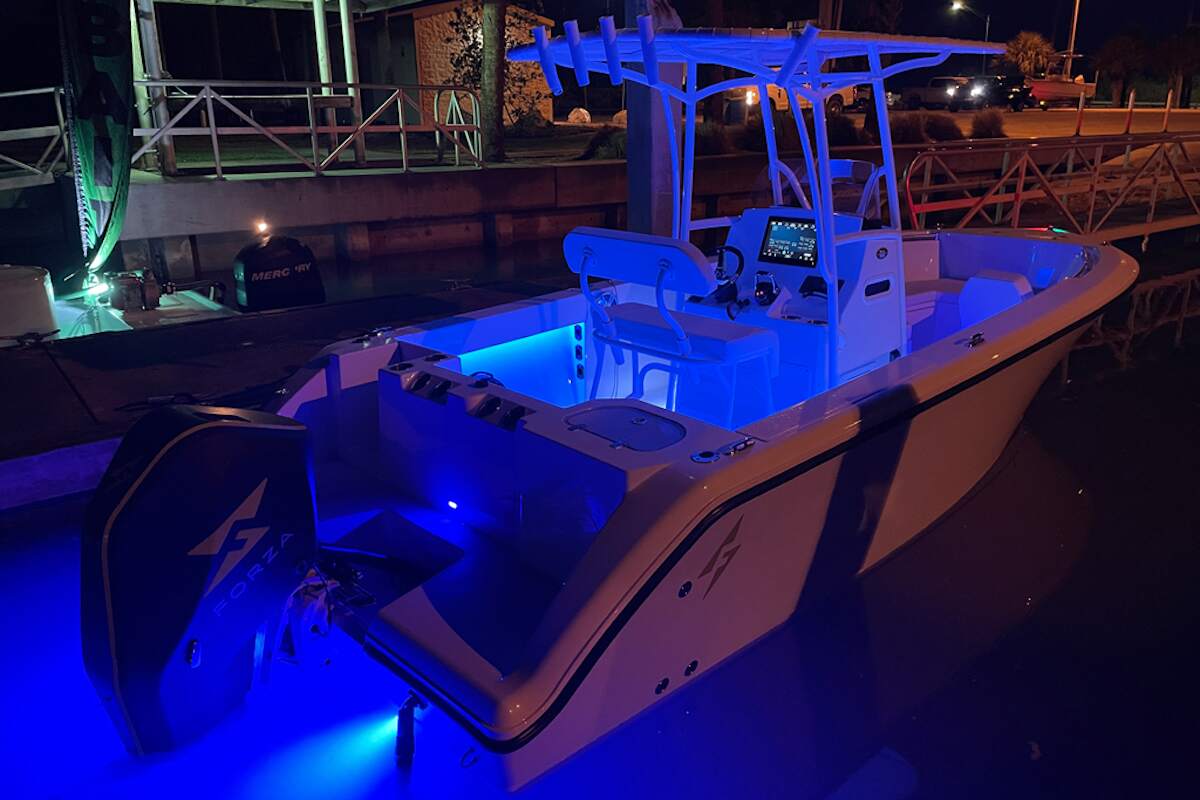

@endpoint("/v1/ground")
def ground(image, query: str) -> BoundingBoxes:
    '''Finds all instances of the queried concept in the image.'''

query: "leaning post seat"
[563,226,779,428]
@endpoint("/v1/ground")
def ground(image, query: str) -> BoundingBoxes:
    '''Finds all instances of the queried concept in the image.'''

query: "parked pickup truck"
[901,77,980,112]
[723,83,857,123]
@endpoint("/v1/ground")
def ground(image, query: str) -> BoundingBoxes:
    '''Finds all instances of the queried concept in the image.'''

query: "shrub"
[696,121,734,155]
[505,108,552,138]
[826,112,862,147]
[861,108,880,144]
[890,112,929,144]
[578,126,626,160]
[970,108,1007,139]
[738,104,803,152]
[924,112,965,142]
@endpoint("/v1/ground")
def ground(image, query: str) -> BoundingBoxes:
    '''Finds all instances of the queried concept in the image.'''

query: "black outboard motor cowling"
[81,405,317,755]
[233,235,325,311]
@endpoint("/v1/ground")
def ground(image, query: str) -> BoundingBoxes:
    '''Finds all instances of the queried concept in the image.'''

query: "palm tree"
[1152,29,1200,107]
[1005,31,1055,77]
[861,0,903,34]
[481,0,507,161]
[1094,34,1146,107]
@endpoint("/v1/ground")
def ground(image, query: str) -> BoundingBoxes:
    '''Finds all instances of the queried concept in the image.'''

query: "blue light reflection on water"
[0,499,845,800]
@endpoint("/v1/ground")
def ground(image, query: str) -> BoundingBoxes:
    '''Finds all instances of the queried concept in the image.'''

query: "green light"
[86,281,110,296]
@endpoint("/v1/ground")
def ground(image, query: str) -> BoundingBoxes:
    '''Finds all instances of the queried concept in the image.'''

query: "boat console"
[685,206,906,392]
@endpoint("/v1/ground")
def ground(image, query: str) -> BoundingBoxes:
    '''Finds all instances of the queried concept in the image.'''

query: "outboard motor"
[233,235,325,311]
[81,405,317,755]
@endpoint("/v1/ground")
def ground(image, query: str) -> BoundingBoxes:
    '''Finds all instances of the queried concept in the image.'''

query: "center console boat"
[82,21,1138,791]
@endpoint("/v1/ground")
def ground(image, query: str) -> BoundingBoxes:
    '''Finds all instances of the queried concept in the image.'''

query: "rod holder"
[775,25,820,87]
[564,20,590,87]
[637,15,659,86]
[533,26,563,95]
[599,15,623,85]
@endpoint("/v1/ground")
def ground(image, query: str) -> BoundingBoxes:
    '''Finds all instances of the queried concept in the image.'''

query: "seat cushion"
[959,270,1034,328]
[905,278,965,297]
[605,302,779,371]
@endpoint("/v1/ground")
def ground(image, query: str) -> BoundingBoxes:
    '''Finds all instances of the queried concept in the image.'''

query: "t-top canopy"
[509,23,1005,95]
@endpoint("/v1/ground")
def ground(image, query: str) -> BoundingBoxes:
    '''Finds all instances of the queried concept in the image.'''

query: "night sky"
[2,0,1196,92]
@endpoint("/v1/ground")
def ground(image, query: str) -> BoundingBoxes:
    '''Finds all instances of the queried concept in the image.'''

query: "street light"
[950,1,992,73]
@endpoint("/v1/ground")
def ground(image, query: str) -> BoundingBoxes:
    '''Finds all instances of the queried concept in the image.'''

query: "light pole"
[950,2,991,73]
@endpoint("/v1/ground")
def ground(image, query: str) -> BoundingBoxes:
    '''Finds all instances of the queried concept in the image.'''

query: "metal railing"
[131,79,483,178]
[904,128,1200,243]
[0,87,67,191]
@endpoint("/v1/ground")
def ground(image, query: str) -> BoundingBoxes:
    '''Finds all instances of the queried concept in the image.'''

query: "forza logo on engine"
[187,479,297,615]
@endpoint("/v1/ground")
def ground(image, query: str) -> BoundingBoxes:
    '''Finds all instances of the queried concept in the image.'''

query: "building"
[144,0,554,130]
[374,1,555,125]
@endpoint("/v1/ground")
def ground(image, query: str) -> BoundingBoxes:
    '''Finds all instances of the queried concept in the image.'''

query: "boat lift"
[511,20,1003,388]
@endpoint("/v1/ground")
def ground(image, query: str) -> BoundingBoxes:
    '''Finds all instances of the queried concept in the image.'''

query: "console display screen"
[758,217,818,267]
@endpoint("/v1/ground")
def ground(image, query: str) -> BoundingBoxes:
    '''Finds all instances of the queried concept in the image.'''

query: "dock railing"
[903,128,1200,244]
[0,87,67,192]
[130,79,483,177]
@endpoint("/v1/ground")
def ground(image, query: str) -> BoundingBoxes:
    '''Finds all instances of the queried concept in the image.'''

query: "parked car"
[970,74,1035,111]
[723,83,857,123]
[852,84,901,110]
[901,76,981,112]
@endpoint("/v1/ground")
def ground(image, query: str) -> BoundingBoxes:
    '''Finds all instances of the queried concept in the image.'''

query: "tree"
[445,1,550,160]
[1151,29,1200,107]
[480,0,507,161]
[1094,34,1146,107]
[860,0,902,34]
[1004,31,1055,77]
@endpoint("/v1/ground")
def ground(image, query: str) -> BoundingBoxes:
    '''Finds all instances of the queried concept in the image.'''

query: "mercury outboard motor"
[233,235,325,311]
[81,405,317,755]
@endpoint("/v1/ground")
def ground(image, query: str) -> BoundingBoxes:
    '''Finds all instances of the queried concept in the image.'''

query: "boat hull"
[1029,78,1097,104]
[271,230,1137,790]
[492,321,1080,788]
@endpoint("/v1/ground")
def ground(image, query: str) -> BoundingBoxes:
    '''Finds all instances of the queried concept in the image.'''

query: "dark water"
[200,239,573,311]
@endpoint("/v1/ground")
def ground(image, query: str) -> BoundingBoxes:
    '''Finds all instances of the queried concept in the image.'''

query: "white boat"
[1029,52,1097,107]
[82,20,1138,792]
[1029,75,1097,106]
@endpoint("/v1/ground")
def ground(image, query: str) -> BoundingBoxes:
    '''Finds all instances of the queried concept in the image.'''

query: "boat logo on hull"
[698,516,743,599]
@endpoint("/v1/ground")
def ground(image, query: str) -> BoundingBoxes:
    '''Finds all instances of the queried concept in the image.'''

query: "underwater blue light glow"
[237,710,398,800]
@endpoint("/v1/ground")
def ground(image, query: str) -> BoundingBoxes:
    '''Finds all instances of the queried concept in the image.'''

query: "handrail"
[0,86,65,100]
[0,86,66,191]
[136,78,479,93]
[903,128,1200,241]
[128,78,483,178]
